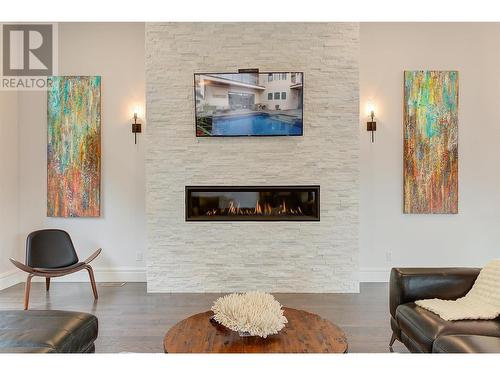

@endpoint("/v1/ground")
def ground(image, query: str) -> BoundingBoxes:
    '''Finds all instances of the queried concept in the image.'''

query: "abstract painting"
[47,76,101,217]
[404,71,458,214]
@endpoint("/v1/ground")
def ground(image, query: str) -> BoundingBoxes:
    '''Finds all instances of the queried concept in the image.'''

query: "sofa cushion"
[0,310,98,353]
[433,335,500,353]
[396,303,500,353]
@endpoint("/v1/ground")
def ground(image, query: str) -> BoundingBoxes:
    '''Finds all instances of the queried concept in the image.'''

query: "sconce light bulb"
[366,102,376,118]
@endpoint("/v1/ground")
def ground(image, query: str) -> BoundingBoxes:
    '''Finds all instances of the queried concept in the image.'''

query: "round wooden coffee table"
[164,307,348,353]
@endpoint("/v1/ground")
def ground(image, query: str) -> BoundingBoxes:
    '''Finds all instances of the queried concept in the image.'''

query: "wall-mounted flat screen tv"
[194,72,303,137]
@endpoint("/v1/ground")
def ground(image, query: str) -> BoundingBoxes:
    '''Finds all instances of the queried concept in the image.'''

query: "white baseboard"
[359,267,390,283]
[2,267,386,291]
[0,269,25,290]
[0,267,146,290]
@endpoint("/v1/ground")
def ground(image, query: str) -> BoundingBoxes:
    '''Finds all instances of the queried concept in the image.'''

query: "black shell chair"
[10,229,101,310]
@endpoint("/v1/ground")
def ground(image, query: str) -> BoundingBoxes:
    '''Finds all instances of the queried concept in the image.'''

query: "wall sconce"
[366,103,377,143]
[132,108,142,144]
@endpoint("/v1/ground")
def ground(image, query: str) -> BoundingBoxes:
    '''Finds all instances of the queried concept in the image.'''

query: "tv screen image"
[194,72,303,137]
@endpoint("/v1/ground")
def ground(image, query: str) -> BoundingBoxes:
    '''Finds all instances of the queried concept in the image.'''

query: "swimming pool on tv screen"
[208,113,303,136]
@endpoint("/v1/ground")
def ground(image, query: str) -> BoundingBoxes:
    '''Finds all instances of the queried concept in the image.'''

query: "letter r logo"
[2,24,53,76]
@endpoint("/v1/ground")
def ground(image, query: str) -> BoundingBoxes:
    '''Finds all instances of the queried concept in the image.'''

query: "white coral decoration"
[211,292,288,338]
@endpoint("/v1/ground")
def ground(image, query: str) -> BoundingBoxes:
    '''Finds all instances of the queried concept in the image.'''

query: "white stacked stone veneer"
[145,23,360,292]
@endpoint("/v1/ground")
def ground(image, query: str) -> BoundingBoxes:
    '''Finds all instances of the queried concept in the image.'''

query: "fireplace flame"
[205,199,305,217]
[255,200,262,214]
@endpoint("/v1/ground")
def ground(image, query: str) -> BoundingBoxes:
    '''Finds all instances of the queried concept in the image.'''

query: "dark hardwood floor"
[0,282,408,353]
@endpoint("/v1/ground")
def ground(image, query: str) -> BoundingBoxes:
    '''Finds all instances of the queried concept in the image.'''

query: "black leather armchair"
[390,267,500,353]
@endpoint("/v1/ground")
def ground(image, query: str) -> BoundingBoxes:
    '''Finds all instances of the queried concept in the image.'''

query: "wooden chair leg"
[45,277,50,291]
[86,265,98,300]
[24,274,34,310]
[389,332,397,347]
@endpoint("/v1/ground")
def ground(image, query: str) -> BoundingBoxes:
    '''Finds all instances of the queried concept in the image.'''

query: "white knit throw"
[415,259,500,321]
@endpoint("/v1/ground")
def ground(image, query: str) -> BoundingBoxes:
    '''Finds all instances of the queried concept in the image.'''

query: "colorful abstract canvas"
[47,76,101,217]
[404,71,458,214]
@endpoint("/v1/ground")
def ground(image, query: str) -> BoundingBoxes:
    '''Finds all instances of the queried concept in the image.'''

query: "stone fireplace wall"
[145,23,360,292]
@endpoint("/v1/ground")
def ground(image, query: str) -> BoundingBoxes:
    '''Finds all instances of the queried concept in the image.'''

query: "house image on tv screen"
[194,72,303,137]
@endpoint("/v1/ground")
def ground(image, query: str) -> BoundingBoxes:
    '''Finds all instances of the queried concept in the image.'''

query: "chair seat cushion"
[433,334,500,353]
[396,303,500,352]
[0,310,98,353]
[34,262,85,273]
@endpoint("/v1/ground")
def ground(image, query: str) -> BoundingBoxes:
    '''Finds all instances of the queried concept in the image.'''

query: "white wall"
[360,23,500,281]
[16,23,146,282]
[6,22,499,289]
[0,92,22,288]
[146,23,360,293]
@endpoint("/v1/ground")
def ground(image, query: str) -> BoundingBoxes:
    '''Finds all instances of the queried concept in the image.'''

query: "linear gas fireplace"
[186,186,320,221]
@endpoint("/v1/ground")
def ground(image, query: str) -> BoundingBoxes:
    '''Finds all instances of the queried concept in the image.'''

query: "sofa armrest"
[389,267,481,318]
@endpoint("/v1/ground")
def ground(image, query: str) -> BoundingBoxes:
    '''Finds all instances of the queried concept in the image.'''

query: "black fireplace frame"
[185,185,320,222]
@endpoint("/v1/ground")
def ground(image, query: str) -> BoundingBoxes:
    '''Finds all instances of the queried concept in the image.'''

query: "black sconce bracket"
[367,121,376,132]
[367,111,376,143]
[132,115,142,144]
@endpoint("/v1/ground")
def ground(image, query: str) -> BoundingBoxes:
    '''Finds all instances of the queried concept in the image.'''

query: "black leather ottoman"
[433,335,500,353]
[0,310,98,353]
